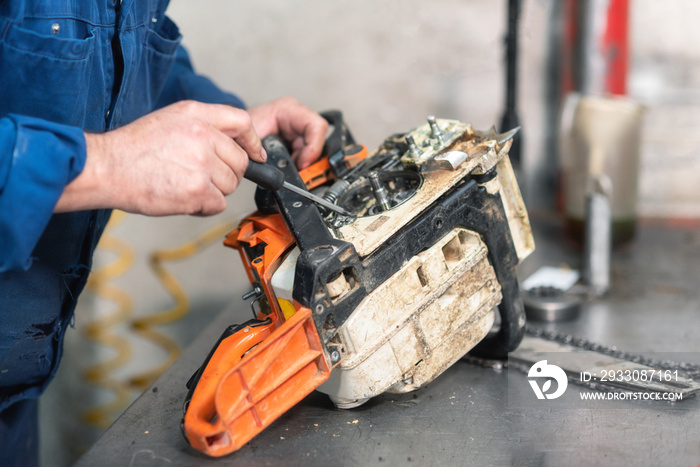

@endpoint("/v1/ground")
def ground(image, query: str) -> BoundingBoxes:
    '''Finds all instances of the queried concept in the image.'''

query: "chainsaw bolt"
[242,286,262,301]
[315,304,324,314]
[330,350,340,363]
[293,201,303,208]
[405,134,422,159]
[427,115,444,144]
[368,172,392,212]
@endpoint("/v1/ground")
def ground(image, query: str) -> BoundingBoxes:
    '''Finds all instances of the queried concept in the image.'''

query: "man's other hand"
[248,97,328,169]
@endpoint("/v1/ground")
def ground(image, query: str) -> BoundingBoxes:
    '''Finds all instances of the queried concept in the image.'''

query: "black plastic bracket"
[259,136,366,350]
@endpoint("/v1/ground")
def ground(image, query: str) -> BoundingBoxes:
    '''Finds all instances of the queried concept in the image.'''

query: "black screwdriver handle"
[244,161,286,191]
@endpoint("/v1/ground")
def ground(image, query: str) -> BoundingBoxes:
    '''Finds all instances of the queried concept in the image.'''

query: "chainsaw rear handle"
[182,319,274,440]
[182,308,331,457]
[182,318,271,413]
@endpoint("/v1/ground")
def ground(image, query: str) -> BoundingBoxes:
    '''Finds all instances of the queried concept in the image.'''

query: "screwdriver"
[243,161,356,218]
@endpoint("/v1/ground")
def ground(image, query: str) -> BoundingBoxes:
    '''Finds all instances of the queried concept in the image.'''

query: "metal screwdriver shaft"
[281,181,356,218]
[243,161,355,218]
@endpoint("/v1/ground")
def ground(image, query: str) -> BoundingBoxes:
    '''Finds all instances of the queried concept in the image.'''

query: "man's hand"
[55,101,265,216]
[248,97,328,169]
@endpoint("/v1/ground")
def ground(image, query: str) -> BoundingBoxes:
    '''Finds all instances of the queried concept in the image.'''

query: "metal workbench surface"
[75,216,700,466]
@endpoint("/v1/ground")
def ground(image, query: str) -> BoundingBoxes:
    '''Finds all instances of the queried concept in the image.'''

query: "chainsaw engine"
[181,112,534,456]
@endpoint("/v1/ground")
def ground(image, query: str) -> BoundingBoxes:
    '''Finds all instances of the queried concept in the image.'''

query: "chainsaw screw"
[242,286,262,301]
[330,350,340,363]
[293,201,303,208]
[405,134,422,159]
[427,115,444,144]
[368,172,392,212]
[315,304,324,314]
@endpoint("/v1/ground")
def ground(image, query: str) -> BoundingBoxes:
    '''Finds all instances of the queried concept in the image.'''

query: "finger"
[279,110,328,169]
[188,183,227,216]
[289,136,305,162]
[207,155,238,196]
[209,128,250,194]
[298,142,324,168]
[181,101,265,163]
[197,185,227,216]
[211,107,265,164]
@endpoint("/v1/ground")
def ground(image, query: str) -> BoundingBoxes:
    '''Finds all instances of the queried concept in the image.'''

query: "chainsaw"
[181,111,534,456]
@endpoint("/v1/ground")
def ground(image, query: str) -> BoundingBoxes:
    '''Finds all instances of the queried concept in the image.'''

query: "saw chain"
[466,325,700,399]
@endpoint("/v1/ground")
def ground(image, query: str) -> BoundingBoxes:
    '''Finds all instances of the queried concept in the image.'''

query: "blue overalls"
[0,1,244,464]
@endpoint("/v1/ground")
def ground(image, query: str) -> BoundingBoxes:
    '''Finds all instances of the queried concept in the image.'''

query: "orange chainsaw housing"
[182,148,367,456]
[182,306,329,456]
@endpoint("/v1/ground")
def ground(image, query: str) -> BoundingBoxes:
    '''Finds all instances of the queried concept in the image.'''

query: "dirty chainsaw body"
[182,113,534,456]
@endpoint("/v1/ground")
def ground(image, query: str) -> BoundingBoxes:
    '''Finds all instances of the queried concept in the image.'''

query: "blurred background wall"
[39,0,700,465]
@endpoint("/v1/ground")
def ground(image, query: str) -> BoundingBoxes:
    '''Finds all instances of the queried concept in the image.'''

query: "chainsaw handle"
[182,319,271,414]
[182,308,331,457]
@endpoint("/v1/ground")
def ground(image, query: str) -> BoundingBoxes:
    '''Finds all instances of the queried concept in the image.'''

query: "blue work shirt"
[0,0,244,412]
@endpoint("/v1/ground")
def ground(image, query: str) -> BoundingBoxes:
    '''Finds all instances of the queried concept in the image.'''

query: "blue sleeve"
[156,45,246,109]
[0,114,86,272]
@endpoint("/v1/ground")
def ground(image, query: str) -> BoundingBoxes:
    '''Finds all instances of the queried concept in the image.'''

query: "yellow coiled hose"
[81,211,135,429]
[127,220,237,391]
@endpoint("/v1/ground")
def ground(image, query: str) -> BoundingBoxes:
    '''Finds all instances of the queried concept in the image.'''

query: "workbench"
[75,215,700,466]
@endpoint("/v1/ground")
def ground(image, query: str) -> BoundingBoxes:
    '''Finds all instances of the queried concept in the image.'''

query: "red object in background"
[560,0,629,96]
[557,0,629,213]
[603,0,629,96]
